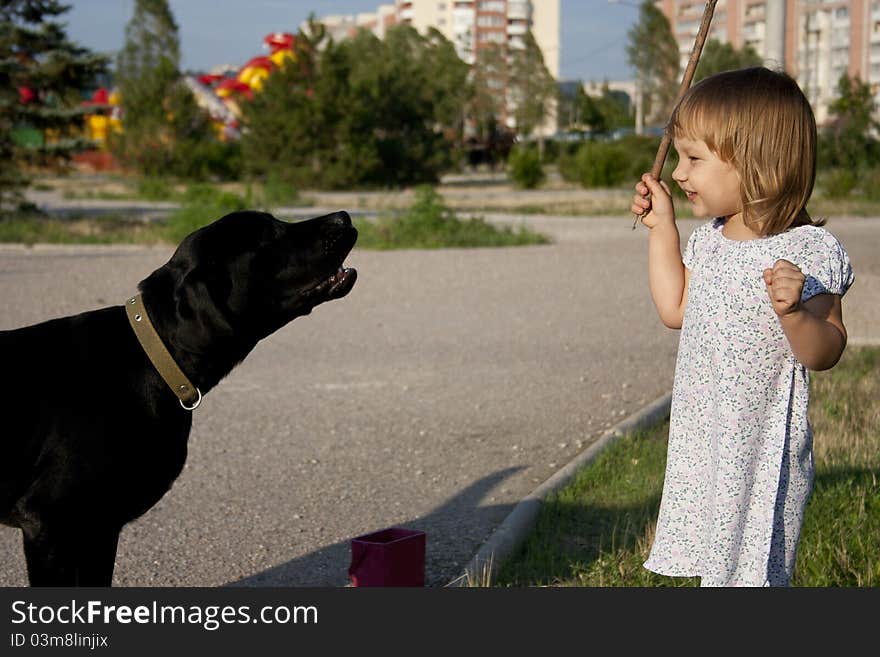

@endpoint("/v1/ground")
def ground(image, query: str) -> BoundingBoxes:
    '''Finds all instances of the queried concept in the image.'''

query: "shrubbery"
[241,26,469,190]
[259,172,301,207]
[354,185,549,249]
[162,185,248,244]
[559,136,658,188]
[507,147,545,189]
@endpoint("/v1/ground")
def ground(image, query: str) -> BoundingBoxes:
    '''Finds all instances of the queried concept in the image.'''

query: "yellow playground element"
[83,88,122,147]
[81,32,297,145]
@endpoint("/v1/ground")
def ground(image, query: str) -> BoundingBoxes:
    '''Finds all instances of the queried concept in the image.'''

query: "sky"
[61,0,642,83]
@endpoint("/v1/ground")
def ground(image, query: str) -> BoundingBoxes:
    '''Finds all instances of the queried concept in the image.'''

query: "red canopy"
[264,32,294,52]
[198,73,224,86]
[18,86,35,104]
[91,87,109,104]
[80,87,109,106]
[241,56,273,71]
[216,78,253,97]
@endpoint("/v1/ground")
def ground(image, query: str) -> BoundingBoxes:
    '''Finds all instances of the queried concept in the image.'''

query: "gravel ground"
[0,206,876,587]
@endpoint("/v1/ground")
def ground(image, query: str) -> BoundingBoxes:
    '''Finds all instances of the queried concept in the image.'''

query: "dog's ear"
[174,266,235,345]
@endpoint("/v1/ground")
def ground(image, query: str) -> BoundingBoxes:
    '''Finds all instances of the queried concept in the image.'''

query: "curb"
[450,391,673,587]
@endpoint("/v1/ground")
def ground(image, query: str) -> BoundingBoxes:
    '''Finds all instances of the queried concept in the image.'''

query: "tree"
[508,30,557,154]
[239,18,325,186]
[0,0,108,212]
[113,0,211,177]
[241,24,469,188]
[422,27,470,143]
[576,82,632,134]
[694,39,762,82]
[822,73,880,170]
[625,0,679,132]
[469,42,507,141]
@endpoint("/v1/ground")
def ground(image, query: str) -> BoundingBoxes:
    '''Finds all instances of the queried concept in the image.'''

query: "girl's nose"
[672,161,686,183]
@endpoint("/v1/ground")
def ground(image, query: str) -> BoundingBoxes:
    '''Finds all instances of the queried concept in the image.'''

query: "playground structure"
[82,31,297,149]
[82,86,123,144]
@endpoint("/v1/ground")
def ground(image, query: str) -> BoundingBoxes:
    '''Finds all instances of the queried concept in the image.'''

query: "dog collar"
[125,294,202,411]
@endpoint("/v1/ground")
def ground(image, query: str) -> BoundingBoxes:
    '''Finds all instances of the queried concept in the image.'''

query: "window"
[477,14,505,27]
[478,1,505,12]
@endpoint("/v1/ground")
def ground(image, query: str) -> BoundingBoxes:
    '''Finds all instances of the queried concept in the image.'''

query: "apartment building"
[308,1,560,133]
[655,1,880,123]
[393,1,559,76]
[317,5,398,42]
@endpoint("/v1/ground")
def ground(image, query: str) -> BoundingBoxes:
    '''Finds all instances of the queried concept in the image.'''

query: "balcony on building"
[742,21,765,41]
[831,6,849,26]
[507,1,530,21]
[744,2,765,22]
[477,0,506,13]
[507,19,528,36]
[676,1,703,20]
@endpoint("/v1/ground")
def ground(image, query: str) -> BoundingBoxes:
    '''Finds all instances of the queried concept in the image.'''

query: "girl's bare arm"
[764,260,847,370]
[633,174,689,329]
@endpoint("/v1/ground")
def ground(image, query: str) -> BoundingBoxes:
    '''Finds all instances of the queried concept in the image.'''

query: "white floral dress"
[643,218,855,586]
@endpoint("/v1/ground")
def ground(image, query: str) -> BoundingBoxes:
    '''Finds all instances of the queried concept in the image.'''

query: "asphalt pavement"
[0,209,876,587]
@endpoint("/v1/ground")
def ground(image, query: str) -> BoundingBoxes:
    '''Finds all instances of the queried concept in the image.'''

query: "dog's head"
[141,210,357,349]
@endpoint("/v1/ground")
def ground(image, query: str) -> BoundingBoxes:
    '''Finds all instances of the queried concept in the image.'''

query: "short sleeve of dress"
[681,224,704,270]
[801,232,855,302]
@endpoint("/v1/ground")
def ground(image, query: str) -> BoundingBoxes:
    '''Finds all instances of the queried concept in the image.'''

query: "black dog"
[0,210,357,586]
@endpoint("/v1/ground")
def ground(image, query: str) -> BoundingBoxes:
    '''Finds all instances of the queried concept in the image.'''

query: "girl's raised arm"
[633,174,689,329]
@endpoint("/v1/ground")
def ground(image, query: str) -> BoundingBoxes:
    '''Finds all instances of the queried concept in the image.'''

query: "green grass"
[0,213,166,245]
[0,185,251,246]
[794,347,880,586]
[159,185,249,244]
[4,183,549,249]
[496,346,880,587]
[354,186,550,249]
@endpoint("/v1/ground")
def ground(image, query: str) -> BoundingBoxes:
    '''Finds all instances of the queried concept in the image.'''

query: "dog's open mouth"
[320,266,357,299]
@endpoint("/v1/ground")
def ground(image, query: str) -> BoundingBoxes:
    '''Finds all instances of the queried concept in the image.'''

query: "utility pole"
[764,0,786,71]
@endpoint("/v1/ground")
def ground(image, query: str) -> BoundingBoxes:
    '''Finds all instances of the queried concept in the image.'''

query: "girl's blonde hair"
[668,66,823,235]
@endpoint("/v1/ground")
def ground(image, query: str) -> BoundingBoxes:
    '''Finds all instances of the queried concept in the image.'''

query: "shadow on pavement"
[227,466,524,588]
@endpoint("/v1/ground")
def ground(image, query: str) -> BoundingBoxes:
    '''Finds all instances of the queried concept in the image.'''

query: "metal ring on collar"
[180,388,203,411]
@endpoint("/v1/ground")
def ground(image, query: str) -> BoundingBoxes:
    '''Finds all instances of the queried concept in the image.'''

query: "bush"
[168,139,243,182]
[860,170,880,201]
[163,187,248,244]
[137,178,176,201]
[508,147,546,189]
[560,136,659,188]
[260,172,301,207]
[818,169,859,199]
[355,185,549,249]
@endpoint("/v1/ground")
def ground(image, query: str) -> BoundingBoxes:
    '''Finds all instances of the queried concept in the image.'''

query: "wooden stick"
[633,0,719,229]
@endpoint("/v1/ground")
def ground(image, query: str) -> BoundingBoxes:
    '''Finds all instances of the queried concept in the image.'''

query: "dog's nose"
[330,211,352,227]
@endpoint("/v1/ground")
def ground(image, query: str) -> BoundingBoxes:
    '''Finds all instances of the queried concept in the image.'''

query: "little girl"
[631,67,855,586]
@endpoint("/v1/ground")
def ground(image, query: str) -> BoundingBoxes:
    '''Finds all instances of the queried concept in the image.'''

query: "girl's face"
[671,137,742,221]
